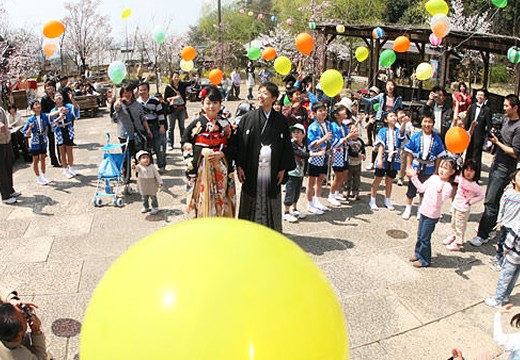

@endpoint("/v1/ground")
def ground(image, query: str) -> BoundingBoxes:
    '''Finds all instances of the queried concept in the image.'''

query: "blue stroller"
[93,133,128,207]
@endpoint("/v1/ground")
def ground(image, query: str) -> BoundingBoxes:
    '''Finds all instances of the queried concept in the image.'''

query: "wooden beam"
[480,51,490,90]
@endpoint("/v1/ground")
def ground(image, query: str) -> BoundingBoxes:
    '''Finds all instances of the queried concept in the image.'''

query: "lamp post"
[218,0,224,70]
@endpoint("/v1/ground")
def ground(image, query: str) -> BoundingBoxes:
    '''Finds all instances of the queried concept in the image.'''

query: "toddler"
[133,150,163,215]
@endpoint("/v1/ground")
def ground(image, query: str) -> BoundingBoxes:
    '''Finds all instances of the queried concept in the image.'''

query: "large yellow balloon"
[121,8,132,20]
[416,62,434,81]
[80,218,347,360]
[355,47,369,62]
[320,69,344,97]
[425,0,449,16]
[274,56,292,75]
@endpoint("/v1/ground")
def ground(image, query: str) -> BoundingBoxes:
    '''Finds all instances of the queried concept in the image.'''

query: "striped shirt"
[137,96,166,126]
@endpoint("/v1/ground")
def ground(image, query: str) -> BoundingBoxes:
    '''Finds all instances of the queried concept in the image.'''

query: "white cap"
[338,97,353,113]
[136,150,149,160]
[289,123,306,135]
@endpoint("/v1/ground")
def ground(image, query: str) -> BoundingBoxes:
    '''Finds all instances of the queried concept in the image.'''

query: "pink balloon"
[286,18,293,26]
[429,33,442,46]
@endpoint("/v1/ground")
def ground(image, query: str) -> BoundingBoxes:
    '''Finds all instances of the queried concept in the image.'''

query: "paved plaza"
[0,98,516,359]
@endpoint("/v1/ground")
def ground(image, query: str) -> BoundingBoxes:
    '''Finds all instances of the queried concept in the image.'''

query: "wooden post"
[480,51,490,90]
[515,63,520,96]
[440,42,450,87]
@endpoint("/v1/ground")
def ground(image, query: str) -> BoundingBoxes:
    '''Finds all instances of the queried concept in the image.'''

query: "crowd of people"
[0,67,519,358]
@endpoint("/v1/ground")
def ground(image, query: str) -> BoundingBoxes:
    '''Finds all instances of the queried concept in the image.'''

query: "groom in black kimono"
[236,82,296,232]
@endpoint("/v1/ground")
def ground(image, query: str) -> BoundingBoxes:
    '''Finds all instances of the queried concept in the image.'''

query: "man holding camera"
[420,85,453,143]
[470,94,520,247]
[0,287,48,360]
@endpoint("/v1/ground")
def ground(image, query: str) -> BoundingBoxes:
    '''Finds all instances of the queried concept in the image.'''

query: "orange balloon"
[432,22,449,39]
[209,69,223,85]
[43,20,65,39]
[445,127,470,154]
[393,36,411,53]
[42,43,57,57]
[181,46,197,61]
[295,33,314,56]
[262,47,277,61]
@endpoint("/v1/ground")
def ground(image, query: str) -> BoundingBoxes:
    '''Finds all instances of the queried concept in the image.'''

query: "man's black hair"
[0,304,22,343]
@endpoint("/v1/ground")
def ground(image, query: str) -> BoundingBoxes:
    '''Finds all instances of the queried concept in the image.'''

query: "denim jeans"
[415,214,439,266]
[142,195,158,209]
[150,123,166,168]
[495,258,520,302]
[477,166,511,240]
[284,176,303,206]
[496,227,510,263]
[167,108,187,147]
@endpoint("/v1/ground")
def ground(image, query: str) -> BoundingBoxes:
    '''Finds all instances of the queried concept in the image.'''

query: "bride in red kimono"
[181,86,236,217]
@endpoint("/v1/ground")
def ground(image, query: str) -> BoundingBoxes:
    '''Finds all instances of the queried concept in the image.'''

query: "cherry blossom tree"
[62,0,111,72]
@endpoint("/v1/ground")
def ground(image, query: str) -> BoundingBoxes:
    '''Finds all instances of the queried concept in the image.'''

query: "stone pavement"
[0,99,515,360]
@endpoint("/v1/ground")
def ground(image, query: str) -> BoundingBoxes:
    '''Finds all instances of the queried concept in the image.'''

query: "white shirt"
[422,134,432,160]
[474,103,483,122]
[433,104,442,134]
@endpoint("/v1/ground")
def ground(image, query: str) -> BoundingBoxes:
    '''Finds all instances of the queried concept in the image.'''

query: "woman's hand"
[205,151,224,162]
[237,166,246,183]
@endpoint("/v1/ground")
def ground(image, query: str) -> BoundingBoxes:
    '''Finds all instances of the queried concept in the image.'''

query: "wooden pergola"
[315,23,520,95]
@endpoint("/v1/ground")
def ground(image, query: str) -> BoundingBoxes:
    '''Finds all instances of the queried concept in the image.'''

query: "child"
[443,159,484,251]
[345,124,366,200]
[369,111,407,211]
[282,87,309,128]
[407,158,456,267]
[402,111,446,219]
[273,100,283,113]
[489,169,520,270]
[283,124,312,222]
[487,223,520,307]
[133,150,163,215]
[396,109,415,186]
[306,101,333,214]
[22,100,51,185]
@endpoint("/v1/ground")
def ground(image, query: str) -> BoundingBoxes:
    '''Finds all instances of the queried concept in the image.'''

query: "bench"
[75,95,99,118]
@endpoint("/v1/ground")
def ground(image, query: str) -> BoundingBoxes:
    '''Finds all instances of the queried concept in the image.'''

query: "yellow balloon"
[425,0,449,16]
[180,59,194,72]
[416,62,434,80]
[320,69,344,97]
[355,46,369,62]
[80,218,348,360]
[274,56,292,75]
[121,8,132,20]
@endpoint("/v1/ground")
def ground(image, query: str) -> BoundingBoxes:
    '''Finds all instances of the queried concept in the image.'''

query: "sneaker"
[327,195,341,206]
[369,200,379,211]
[402,207,411,220]
[485,297,502,308]
[490,263,502,272]
[504,296,510,303]
[68,166,78,176]
[9,191,21,198]
[290,209,307,219]
[366,163,374,170]
[314,199,330,211]
[65,168,74,179]
[159,167,166,174]
[442,235,456,245]
[3,197,17,205]
[283,212,298,223]
[397,178,404,186]
[150,208,159,215]
[335,193,347,201]
[488,256,500,264]
[384,198,395,210]
[37,176,47,185]
[141,207,150,213]
[41,175,51,185]
[307,203,324,215]
[446,243,463,251]
[469,236,488,247]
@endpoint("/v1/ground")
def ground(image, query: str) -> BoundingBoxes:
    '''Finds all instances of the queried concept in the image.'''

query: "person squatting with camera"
[0,287,51,360]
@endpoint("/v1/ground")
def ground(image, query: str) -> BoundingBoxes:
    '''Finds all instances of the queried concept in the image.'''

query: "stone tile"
[48,235,127,261]
[350,342,388,360]
[319,252,420,298]
[379,310,501,359]
[0,218,30,238]
[344,290,421,348]
[32,293,90,360]
[79,257,118,293]
[0,204,13,220]
[0,236,53,263]
[2,261,83,295]
[23,214,94,239]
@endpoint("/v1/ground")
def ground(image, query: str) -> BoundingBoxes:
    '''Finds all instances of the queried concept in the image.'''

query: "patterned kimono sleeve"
[307,123,321,150]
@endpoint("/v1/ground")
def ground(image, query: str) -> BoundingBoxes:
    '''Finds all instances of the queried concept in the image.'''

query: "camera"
[20,304,33,319]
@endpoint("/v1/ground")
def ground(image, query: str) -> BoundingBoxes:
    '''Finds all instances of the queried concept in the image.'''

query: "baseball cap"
[136,150,149,160]
[369,86,380,95]
[289,123,306,135]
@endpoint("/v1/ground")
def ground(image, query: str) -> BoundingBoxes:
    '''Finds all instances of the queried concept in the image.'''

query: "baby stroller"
[93,133,127,207]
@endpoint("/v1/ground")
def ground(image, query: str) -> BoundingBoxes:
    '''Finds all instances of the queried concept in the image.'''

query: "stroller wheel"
[114,198,124,207]
[93,198,103,207]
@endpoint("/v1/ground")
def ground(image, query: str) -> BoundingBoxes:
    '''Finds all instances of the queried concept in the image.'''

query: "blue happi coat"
[50,103,80,145]
[307,119,338,167]
[404,130,446,175]
[374,126,405,171]
[330,121,349,167]
[22,114,51,151]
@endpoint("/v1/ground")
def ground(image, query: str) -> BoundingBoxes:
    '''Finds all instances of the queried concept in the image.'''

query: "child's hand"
[406,168,417,178]
[317,150,326,156]
[361,154,366,161]
[323,132,333,141]
[493,223,503,231]
[131,164,136,169]
[159,183,164,190]
[499,304,514,313]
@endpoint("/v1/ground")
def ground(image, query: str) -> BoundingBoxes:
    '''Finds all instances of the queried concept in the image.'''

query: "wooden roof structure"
[315,23,520,94]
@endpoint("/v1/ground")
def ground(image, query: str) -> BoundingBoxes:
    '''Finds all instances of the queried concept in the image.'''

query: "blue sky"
[3,0,212,38]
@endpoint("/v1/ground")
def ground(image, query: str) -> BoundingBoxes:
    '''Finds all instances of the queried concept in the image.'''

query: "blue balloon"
[271,15,277,22]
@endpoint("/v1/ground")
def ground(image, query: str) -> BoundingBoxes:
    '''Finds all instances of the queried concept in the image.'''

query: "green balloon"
[110,68,126,84]
[492,0,508,8]
[247,47,261,61]
[283,94,291,105]
[379,49,396,68]
[373,103,380,111]
[154,32,166,44]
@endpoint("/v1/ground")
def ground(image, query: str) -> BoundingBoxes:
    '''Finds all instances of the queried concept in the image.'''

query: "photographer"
[0,288,47,360]
[420,85,453,143]
[470,94,520,247]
